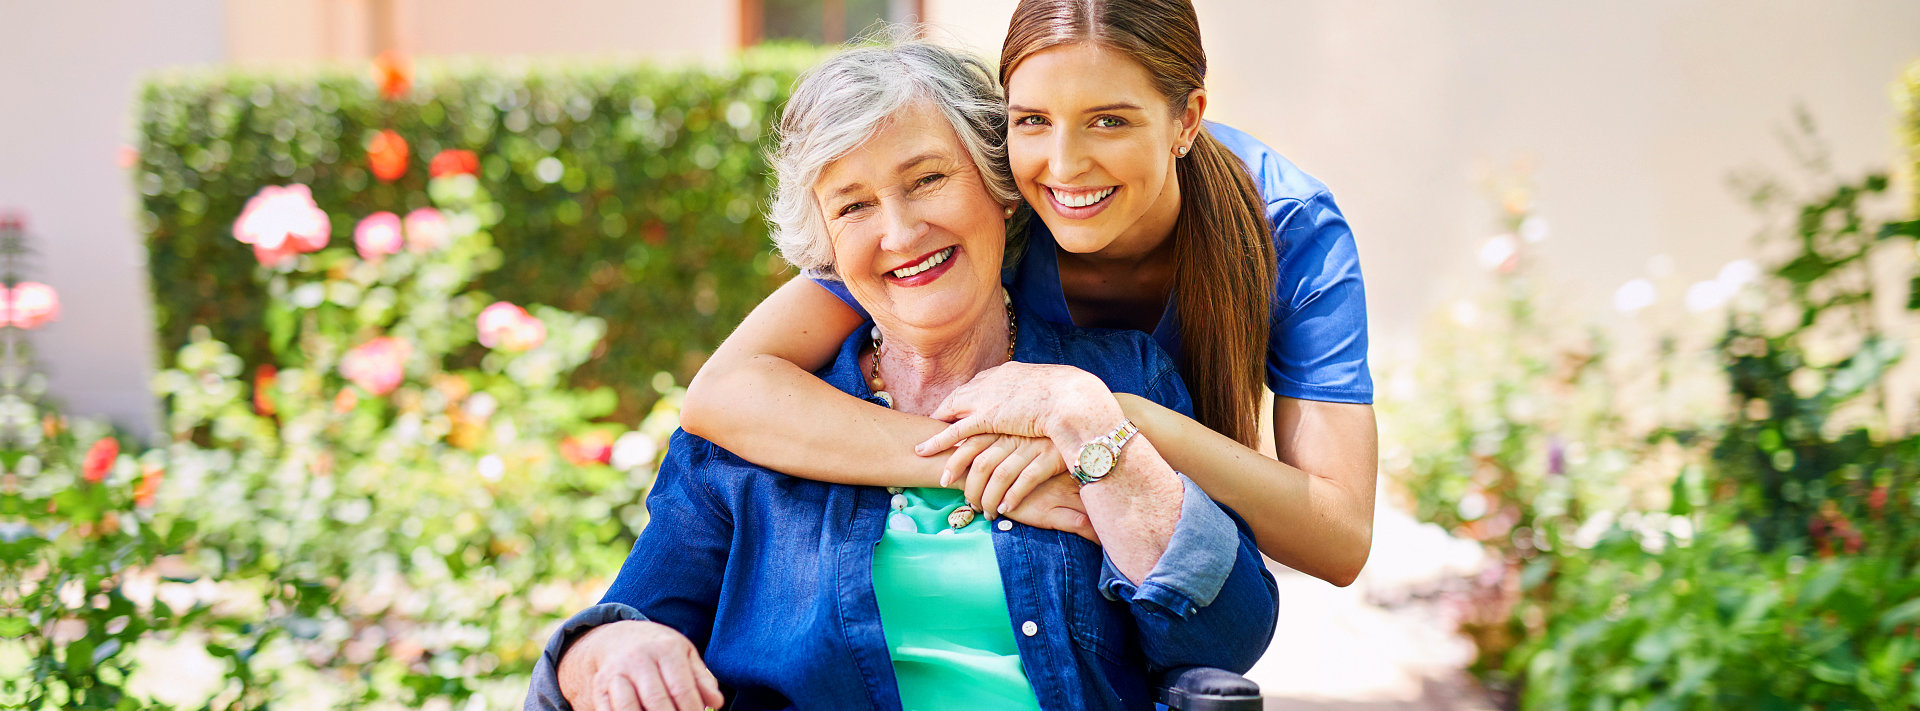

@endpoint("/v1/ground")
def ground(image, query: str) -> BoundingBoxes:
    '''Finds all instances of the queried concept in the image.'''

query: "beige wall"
[921,1,1920,360]
[226,0,739,63]
[0,0,226,437]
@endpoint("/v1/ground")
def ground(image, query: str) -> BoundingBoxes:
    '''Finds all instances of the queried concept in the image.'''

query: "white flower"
[1479,234,1519,271]
[1718,259,1760,287]
[1685,280,1731,312]
[1613,279,1656,313]
[1519,215,1549,243]
[610,431,659,471]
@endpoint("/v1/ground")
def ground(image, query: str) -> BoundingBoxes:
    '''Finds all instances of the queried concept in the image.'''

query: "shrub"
[135,48,819,423]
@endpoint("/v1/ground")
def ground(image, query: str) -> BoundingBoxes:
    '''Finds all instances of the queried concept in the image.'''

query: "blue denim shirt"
[524,297,1279,711]
[815,121,1373,406]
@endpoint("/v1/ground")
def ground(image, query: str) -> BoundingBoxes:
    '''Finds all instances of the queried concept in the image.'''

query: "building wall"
[0,0,227,437]
[923,1,1920,361]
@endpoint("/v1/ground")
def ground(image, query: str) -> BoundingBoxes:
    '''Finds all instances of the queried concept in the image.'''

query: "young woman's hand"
[919,362,1123,463]
[558,620,724,711]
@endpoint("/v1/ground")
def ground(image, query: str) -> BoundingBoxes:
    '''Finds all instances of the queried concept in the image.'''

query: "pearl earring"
[1003,206,1016,218]
[1175,145,1190,157]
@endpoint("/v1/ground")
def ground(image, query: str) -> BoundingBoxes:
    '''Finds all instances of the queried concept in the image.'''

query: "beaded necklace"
[868,290,1016,530]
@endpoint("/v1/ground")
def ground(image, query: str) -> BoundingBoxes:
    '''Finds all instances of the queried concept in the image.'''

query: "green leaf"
[1879,597,1920,633]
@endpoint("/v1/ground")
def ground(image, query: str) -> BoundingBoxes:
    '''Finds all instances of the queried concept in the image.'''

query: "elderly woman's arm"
[525,431,735,710]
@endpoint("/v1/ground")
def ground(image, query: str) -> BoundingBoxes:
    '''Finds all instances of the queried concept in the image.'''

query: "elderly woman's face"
[815,101,1008,334]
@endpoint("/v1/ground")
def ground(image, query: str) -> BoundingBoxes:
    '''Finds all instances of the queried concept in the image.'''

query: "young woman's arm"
[919,367,1379,587]
[679,276,951,487]
[1116,394,1377,587]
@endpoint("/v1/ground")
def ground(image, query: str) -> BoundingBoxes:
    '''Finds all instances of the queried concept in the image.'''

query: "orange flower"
[134,466,164,508]
[368,130,409,182]
[430,149,480,178]
[372,50,412,100]
[253,365,279,416]
[82,438,119,483]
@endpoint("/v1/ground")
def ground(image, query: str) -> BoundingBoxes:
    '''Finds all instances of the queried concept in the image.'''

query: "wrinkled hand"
[558,620,724,711]
[917,362,1118,461]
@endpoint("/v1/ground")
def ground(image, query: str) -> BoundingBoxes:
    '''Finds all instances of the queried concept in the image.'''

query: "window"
[740,0,924,46]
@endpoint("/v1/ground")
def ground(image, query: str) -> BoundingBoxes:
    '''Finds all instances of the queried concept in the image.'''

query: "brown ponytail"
[1002,0,1276,447]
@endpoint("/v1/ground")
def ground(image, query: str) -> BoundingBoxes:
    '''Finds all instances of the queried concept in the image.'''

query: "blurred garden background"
[4,1,1920,708]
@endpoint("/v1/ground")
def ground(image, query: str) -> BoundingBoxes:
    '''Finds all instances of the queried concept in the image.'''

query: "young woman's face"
[1005,42,1191,257]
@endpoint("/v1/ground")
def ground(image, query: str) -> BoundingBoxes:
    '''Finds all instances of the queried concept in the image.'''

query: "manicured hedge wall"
[136,48,819,421]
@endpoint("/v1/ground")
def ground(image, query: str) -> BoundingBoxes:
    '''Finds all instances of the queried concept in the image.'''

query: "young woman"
[680,0,1377,587]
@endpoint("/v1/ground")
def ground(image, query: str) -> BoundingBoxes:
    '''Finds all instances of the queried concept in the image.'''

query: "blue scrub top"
[813,121,1373,405]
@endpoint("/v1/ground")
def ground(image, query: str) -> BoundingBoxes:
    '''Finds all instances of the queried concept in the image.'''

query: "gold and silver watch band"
[1071,419,1139,485]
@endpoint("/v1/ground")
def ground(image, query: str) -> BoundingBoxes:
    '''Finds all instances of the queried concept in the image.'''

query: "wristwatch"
[1070,419,1139,485]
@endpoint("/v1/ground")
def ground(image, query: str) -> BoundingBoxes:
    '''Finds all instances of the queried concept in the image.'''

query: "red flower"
[372,50,412,100]
[134,466,164,508]
[368,130,409,182]
[0,211,22,231]
[430,149,480,178]
[340,336,411,396]
[561,432,614,466]
[82,438,119,483]
[477,301,546,351]
[354,211,405,260]
[3,282,61,329]
[253,365,279,416]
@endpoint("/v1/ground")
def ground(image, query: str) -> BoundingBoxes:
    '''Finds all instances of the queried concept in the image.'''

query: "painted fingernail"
[997,502,1009,514]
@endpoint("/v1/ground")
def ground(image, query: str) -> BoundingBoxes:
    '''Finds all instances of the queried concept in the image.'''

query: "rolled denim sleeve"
[1099,478,1279,673]
[523,603,649,711]
[1096,473,1235,616]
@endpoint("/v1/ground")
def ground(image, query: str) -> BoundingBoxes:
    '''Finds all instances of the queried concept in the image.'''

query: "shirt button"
[1021,620,1038,637]
[997,519,1014,532]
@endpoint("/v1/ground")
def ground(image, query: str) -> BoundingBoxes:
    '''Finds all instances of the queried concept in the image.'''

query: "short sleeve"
[1266,193,1373,404]
[1206,121,1372,404]
[807,273,871,321]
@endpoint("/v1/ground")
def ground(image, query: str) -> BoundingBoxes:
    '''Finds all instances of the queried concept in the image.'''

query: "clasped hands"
[919,362,1130,544]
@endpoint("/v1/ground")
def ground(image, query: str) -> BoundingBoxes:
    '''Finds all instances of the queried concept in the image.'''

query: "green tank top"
[870,487,1044,711]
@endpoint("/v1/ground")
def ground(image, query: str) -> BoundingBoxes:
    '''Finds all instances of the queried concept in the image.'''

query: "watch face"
[1078,444,1114,478]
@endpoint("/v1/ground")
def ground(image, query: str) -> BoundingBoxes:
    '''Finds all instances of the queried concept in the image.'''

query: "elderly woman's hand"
[918,362,1123,462]
[942,434,1097,543]
[558,620,724,711]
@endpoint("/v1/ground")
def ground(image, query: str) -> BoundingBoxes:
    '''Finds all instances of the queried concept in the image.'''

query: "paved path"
[1243,500,1500,711]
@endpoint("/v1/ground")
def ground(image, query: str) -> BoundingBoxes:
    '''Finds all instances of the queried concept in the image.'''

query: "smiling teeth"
[1051,186,1115,208]
[891,247,954,278]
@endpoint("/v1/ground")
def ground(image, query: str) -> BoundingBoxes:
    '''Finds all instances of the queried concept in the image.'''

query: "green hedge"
[136,48,820,421]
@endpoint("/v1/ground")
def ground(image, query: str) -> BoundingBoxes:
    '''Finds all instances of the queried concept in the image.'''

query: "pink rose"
[477,301,546,351]
[340,336,411,396]
[234,185,331,266]
[354,211,404,260]
[4,282,60,329]
[403,207,450,253]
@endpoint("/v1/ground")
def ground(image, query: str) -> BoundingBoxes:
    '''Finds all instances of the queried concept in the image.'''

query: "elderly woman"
[525,41,1277,711]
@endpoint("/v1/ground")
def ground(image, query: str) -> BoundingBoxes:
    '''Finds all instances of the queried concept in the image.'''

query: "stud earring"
[1003,206,1016,218]
[1175,145,1190,157]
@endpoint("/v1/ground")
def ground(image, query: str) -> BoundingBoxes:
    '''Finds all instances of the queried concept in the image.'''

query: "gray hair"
[768,39,1023,279]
